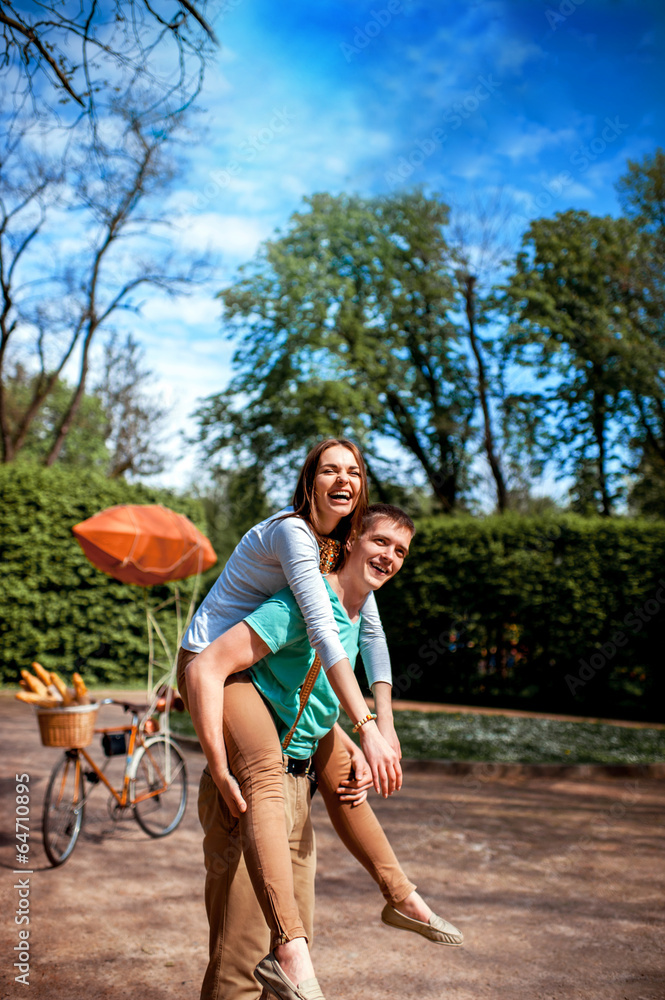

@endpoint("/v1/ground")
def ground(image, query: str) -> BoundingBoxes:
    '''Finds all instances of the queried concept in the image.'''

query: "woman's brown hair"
[284,438,369,548]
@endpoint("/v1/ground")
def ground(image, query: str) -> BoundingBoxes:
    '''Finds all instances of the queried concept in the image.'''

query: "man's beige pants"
[178,647,315,1000]
[198,763,315,1000]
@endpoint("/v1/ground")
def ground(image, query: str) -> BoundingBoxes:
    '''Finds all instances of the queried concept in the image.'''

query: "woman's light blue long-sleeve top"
[182,508,392,686]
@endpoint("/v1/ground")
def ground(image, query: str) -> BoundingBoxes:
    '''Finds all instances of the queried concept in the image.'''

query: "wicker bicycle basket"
[36,703,99,748]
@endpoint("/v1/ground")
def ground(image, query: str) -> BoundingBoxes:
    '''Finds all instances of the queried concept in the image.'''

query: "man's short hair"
[360,503,416,538]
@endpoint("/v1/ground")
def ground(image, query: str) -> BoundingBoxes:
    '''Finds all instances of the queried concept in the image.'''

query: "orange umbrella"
[72,504,217,586]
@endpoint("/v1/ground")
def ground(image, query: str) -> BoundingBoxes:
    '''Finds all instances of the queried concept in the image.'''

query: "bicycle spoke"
[42,754,85,866]
[131,737,187,837]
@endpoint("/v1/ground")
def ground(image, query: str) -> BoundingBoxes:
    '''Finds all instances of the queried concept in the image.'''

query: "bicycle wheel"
[131,736,187,837]
[42,752,85,866]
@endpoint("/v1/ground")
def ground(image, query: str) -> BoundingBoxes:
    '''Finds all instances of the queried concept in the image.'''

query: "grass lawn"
[377,711,664,765]
[170,708,665,765]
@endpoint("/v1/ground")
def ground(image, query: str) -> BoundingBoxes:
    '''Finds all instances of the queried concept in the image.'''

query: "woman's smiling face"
[312,444,362,529]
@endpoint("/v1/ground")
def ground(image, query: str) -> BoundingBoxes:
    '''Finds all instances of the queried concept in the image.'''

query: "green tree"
[2,367,110,468]
[616,149,665,515]
[501,210,645,516]
[616,148,665,253]
[196,191,476,511]
[2,341,169,478]
[448,192,523,512]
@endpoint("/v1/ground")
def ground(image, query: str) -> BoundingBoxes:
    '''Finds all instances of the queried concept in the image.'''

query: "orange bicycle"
[42,698,188,866]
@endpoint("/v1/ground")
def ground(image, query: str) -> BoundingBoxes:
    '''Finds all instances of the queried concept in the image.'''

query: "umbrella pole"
[144,597,176,783]
[184,551,205,635]
[145,589,155,698]
[175,585,182,649]
[143,565,206,783]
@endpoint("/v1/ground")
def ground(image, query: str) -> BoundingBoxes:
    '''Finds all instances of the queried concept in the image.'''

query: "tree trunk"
[363,456,391,503]
[462,273,507,513]
[428,466,456,512]
[44,322,96,466]
[385,388,457,511]
[12,363,75,457]
[0,305,15,462]
[592,381,612,516]
[0,365,13,462]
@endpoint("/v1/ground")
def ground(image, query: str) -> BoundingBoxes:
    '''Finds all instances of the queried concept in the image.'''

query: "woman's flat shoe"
[381,904,464,946]
[254,952,325,1000]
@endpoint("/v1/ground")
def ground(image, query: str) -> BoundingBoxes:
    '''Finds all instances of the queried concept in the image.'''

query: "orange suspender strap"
[281,537,341,752]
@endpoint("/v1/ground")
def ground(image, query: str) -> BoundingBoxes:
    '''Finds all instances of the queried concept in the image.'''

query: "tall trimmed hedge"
[3,473,663,722]
[0,464,208,686]
[373,515,665,722]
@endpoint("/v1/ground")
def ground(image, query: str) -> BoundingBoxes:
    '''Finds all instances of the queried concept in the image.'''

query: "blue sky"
[122,0,665,490]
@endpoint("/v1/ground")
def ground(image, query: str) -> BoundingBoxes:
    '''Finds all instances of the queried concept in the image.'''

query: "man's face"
[345,516,412,592]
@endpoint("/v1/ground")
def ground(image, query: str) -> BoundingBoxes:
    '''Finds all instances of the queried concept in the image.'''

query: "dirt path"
[1,693,664,1000]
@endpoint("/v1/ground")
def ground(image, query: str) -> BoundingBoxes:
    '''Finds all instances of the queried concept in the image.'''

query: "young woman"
[179,441,458,1000]
[181,439,401,801]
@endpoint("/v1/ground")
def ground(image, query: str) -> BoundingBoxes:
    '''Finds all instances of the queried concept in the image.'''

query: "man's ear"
[345,531,358,552]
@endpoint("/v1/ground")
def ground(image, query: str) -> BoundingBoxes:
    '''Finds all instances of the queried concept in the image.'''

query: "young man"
[179,504,462,1000]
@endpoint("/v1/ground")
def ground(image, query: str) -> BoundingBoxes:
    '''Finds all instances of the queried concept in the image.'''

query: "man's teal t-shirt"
[245,579,361,759]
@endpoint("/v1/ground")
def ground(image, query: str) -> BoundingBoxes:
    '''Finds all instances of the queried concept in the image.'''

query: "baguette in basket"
[15,664,90,708]
[17,665,98,748]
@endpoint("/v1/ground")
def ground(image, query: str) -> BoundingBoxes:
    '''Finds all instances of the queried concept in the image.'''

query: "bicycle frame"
[43,697,188,866]
[61,706,169,810]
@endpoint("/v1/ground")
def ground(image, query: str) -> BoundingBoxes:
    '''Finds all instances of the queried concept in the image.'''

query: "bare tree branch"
[1,104,207,467]
[0,0,218,129]
[0,8,85,104]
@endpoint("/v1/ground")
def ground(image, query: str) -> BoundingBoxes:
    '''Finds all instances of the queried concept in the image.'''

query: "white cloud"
[503,184,538,210]
[174,213,271,259]
[153,351,231,403]
[449,153,497,181]
[495,40,544,74]
[141,291,220,328]
[563,178,594,200]
[499,124,579,161]
[322,155,348,175]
